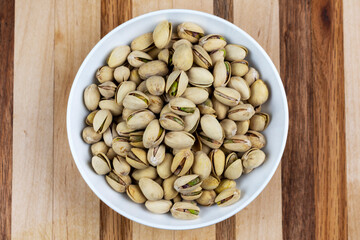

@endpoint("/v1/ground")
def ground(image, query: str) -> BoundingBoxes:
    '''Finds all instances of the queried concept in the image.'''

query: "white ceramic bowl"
[67,9,288,230]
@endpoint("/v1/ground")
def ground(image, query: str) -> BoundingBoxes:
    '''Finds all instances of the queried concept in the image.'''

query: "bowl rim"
[67,9,289,230]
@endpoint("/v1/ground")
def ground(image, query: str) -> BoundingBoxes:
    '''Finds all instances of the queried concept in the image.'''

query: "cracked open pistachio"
[91,153,111,175]
[158,48,173,65]
[153,20,172,49]
[245,130,266,149]
[242,148,266,171]
[174,174,202,194]
[182,87,209,105]
[93,109,112,134]
[85,110,98,126]
[169,97,196,116]
[127,185,147,204]
[213,60,231,87]
[113,156,131,176]
[224,134,252,152]
[225,44,248,61]
[209,149,226,176]
[215,188,241,207]
[199,34,227,52]
[172,43,193,71]
[84,84,100,111]
[198,98,216,115]
[126,109,155,130]
[105,171,131,193]
[224,159,243,180]
[181,186,203,200]
[165,70,188,97]
[82,126,102,144]
[114,66,130,83]
[231,60,249,77]
[228,104,255,121]
[147,144,166,166]
[139,178,164,201]
[177,22,204,43]
[146,200,172,214]
[126,148,148,169]
[244,67,260,85]
[131,32,155,52]
[171,149,194,176]
[98,81,116,99]
[96,66,114,83]
[210,48,226,64]
[171,202,200,220]
[193,45,212,69]
[159,112,185,131]
[91,141,109,156]
[188,67,214,87]
[250,112,270,132]
[122,90,149,110]
[127,50,152,68]
[115,81,136,105]
[165,131,195,150]
[107,46,130,68]
[248,79,269,106]
[214,87,241,106]
[228,76,251,100]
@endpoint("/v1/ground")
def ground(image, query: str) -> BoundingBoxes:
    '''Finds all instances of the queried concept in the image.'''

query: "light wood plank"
[234,1,282,239]
[344,0,360,239]
[53,0,101,239]
[12,0,54,239]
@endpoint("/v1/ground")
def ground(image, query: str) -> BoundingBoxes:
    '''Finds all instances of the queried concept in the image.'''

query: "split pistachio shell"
[201,175,220,190]
[223,134,252,152]
[220,119,237,139]
[215,179,237,194]
[171,202,200,220]
[163,175,179,200]
[115,81,137,105]
[165,131,195,150]
[172,39,192,50]
[192,151,212,180]
[157,153,173,179]
[126,148,149,169]
[177,22,204,43]
[236,120,250,135]
[85,110,98,126]
[172,43,193,71]
[91,141,109,155]
[91,153,111,175]
[182,87,209,105]
[116,121,135,137]
[146,76,165,96]
[169,97,196,116]
[171,149,194,176]
[107,45,131,67]
[244,67,259,85]
[84,84,100,111]
[242,148,266,170]
[200,114,223,141]
[212,97,229,120]
[249,112,270,132]
[225,44,248,61]
[113,156,131,176]
[210,48,226,64]
[126,109,155,130]
[213,60,231,87]
[228,104,255,121]
[213,87,241,106]
[248,79,269,106]
[138,60,169,79]
[139,178,164,201]
[143,119,165,148]
[159,112,185,131]
[106,171,131,193]
[165,70,188,97]
[193,45,212,69]
[132,167,157,181]
[198,131,223,149]
[224,159,243,180]
[122,90,150,110]
[147,144,166,166]
[129,131,144,148]
[96,66,114,83]
[112,137,131,157]
[181,186,203,200]
[209,149,226,176]
[114,66,130,83]
[158,48,173,64]
[93,109,112,134]
[245,130,266,149]
[153,20,172,49]
[215,188,241,207]
[188,67,214,87]
[130,69,142,85]
[98,81,116,99]
[231,60,249,77]
[145,200,172,214]
[196,190,216,206]
[228,76,251,100]
[82,126,102,144]
[127,51,152,68]
[174,174,202,194]
[147,94,164,114]
[183,108,200,133]
[131,32,155,52]
[199,34,227,52]
[127,185,147,204]
[225,152,238,167]
[99,99,123,116]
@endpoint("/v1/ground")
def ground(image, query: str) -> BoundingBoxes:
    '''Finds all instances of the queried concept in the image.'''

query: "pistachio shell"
[172,44,193,71]
[107,45,131,67]
[113,156,131,176]
[165,70,189,97]
[126,109,155,130]
[212,97,229,120]
[130,68,142,85]
[132,166,157,181]
[177,22,204,43]
[153,20,172,49]
[193,45,212,69]
[159,112,185,131]
[201,175,220,190]
[91,153,111,175]
[228,76,251,100]
[143,119,165,148]
[93,109,113,134]
[98,81,116,99]
[182,87,209,105]
[181,186,203,200]
[225,44,248,61]
[209,149,226,176]
[210,48,226,64]
[127,185,147,204]
[188,67,214,87]
[172,39,193,50]
[158,48,173,64]
[99,99,123,116]
[171,202,200,219]
[200,114,223,141]
[192,151,212,180]
[84,84,100,111]
[242,148,266,170]
[106,171,131,193]
[248,79,269,106]
[228,104,255,121]
[215,179,237,194]
[231,60,249,77]
[169,97,196,116]
[114,66,130,83]
[131,32,155,52]
[183,108,200,133]
[139,178,164,201]
[147,47,162,59]
[116,121,135,137]
[145,200,172,214]
[244,67,259,85]
[146,76,165,96]
[127,51,152,68]
[196,190,216,206]
[96,66,114,83]
[220,119,237,139]
[224,159,243,180]
[147,94,164,114]
[213,60,231,87]
[126,148,149,169]
[163,175,179,200]
[213,87,241,106]
[147,144,166,166]
[82,126,102,144]
[106,148,117,160]
[122,90,150,110]
[91,141,109,155]
[165,131,195,150]
[138,60,169,79]
[171,149,194,176]
[174,174,202,194]
[85,110,98,126]
[115,81,137,105]
[199,34,227,52]
[236,120,250,135]
[157,153,173,179]
[198,131,223,149]
[129,130,144,148]
[112,137,131,157]
[223,135,252,152]
[215,188,241,207]
[245,130,266,149]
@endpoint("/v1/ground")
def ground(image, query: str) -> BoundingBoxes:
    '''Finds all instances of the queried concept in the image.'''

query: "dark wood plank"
[280,0,347,239]
[213,1,236,239]
[0,0,14,239]
[100,0,133,239]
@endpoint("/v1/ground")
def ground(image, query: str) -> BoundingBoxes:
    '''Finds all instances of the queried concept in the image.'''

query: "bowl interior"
[67,9,288,230]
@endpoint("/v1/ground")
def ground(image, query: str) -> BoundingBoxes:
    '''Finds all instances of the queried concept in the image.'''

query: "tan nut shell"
[139,178,164,201]
[192,151,212,180]
[84,84,100,111]
[157,153,173,179]
[200,114,223,141]
[145,200,172,214]
[171,149,194,176]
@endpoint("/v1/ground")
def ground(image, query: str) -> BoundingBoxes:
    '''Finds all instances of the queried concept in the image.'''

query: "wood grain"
[344,0,360,239]
[53,0,101,239]
[0,0,14,239]
[12,0,54,239]
[233,1,282,239]
[100,1,133,239]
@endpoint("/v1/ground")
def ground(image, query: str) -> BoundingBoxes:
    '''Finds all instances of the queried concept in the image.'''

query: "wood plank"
[100,1,133,240]
[12,0,54,239]
[0,0,14,239]
[53,0,101,239]
[233,1,282,239]
[344,0,360,239]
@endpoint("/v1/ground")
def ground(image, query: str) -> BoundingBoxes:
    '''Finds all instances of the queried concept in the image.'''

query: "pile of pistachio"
[82,20,270,220]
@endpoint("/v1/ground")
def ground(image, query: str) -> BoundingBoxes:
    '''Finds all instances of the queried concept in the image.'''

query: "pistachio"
[182,87,209,105]
[171,149,194,176]
[215,179,237,194]
[172,39,193,50]
[160,103,172,117]
[159,112,185,131]
[96,66,114,83]
[181,186,203,200]
[198,131,223,149]
[113,155,131,176]
[126,109,155,130]
[188,67,214,87]
[85,110,98,126]
[192,151,212,180]
[132,166,157,181]
[193,45,212,69]
[198,99,216,115]
[147,94,164,114]
[139,178,164,201]
[183,108,200,133]
[248,79,269,106]
[171,202,200,220]
[199,34,227,52]
[224,159,243,180]
[107,45,131,68]
[242,148,266,170]
[163,175,179,200]
[210,48,226,63]
[157,153,173,179]
[126,148,148,169]
[130,68,142,85]
[91,153,111,175]
[114,66,130,83]
[127,51,152,68]
[213,60,231,87]
[82,126,102,144]
[93,109,112,134]
[169,97,196,116]
[84,84,100,111]
[136,81,148,93]
[236,120,250,135]
[106,148,117,160]
[220,119,237,139]
[131,32,155,52]
[116,121,135,137]
[115,81,137,105]
[143,119,165,148]
[158,48,173,65]
[165,70,188,97]
[250,112,270,132]
[172,43,193,71]
[209,149,226,176]
[196,190,216,206]
[244,67,259,85]
[228,76,251,100]
[231,60,249,77]
[165,131,195,150]
[212,97,228,120]
[122,90,150,110]
[201,144,212,155]
[153,20,172,49]
[145,200,172,214]
[213,87,241,106]
[129,131,144,148]
[91,141,109,155]
[200,114,223,141]
[105,171,131,193]
[225,44,248,61]
[177,22,204,43]
[112,137,131,157]
[223,134,252,152]
[201,175,220,190]
[174,174,202,194]
[127,185,147,204]
[99,99,123,116]
[245,130,266,149]
[138,60,169,79]
[228,104,255,121]
[147,144,166,166]
[146,76,165,96]
[215,188,241,207]
[98,81,116,99]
